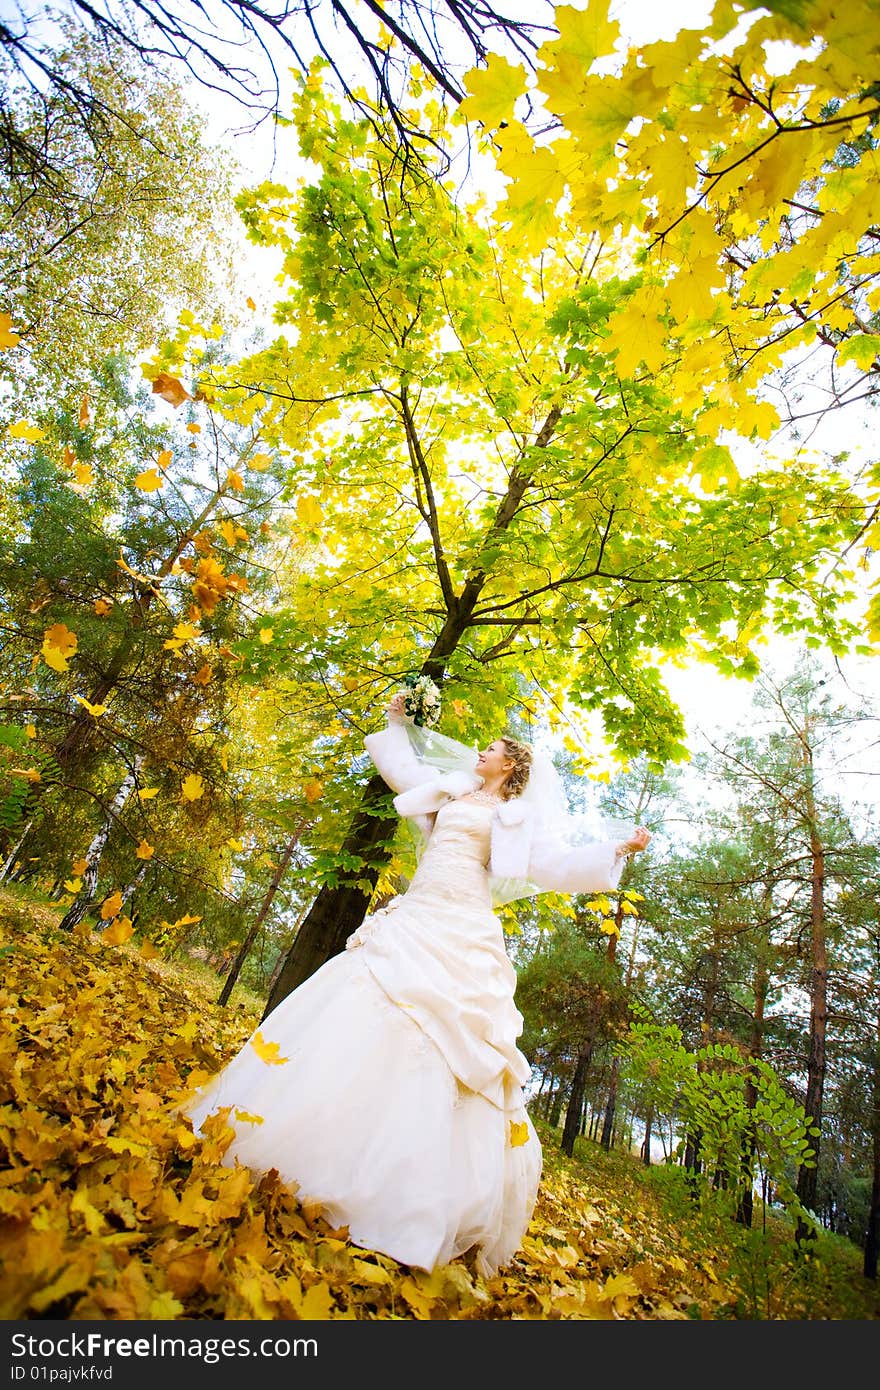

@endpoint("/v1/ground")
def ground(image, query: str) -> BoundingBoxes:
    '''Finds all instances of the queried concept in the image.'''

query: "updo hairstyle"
[499,737,532,800]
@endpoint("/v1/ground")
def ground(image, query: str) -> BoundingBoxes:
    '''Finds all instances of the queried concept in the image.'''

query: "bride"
[182,693,651,1277]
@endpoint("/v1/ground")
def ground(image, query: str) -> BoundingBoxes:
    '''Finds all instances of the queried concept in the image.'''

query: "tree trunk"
[796,748,827,1242]
[0,819,33,884]
[641,1099,654,1166]
[548,1079,564,1129]
[561,1046,592,1157]
[864,998,880,1280]
[57,757,143,932]
[219,825,303,1007]
[263,406,562,1012]
[737,945,769,1228]
[600,1055,619,1151]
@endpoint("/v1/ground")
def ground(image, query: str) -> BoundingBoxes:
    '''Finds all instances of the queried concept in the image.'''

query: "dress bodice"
[404,797,493,911]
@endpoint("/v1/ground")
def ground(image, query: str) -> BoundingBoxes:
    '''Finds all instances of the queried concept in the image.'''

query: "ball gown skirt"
[182,799,542,1276]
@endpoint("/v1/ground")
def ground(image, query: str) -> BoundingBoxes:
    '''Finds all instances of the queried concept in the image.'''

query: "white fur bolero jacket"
[364,717,625,900]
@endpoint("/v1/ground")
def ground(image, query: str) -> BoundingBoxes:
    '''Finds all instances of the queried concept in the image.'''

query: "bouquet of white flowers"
[402,674,442,728]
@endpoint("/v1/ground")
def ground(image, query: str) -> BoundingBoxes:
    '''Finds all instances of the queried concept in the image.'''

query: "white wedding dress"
[183,796,542,1276]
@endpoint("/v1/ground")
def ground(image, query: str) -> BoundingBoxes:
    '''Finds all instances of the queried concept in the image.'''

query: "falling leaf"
[25,724,36,738]
[192,664,213,686]
[250,1031,289,1065]
[62,446,76,470]
[135,840,155,860]
[100,890,124,920]
[0,312,20,348]
[246,296,256,310]
[42,623,77,672]
[157,449,173,470]
[135,468,165,493]
[303,779,323,804]
[140,939,161,959]
[258,627,273,644]
[78,396,90,428]
[93,598,112,616]
[186,422,201,434]
[152,372,191,407]
[63,877,82,894]
[102,916,134,946]
[138,787,159,801]
[180,773,205,802]
[8,420,45,442]
[234,1110,264,1125]
[69,462,94,492]
[226,838,243,852]
[247,452,271,470]
[509,1120,530,1148]
[225,469,245,492]
[72,857,88,874]
[600,917,620,936]
[73,695,107,717]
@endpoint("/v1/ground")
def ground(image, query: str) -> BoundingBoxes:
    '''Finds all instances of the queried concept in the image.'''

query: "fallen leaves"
[1,894,876,1323]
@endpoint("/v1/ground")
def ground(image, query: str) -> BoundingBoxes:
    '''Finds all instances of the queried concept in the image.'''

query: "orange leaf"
[140,939,161,960]
[0,312,20,349]
[303,778,323,804]
[192,664,213,686]
[102,915,134,946]
[157,449,173,470]
[100,890,124,920]
[72,857,88,874]
[225,469,245,493]
[78,396,90,428]
[135,468,164,492]
[135,840,155,860]
[152,372,191,407]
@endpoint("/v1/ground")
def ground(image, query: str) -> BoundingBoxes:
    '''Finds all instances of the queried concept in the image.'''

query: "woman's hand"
[387,691,408,719]
[616,825,652,858]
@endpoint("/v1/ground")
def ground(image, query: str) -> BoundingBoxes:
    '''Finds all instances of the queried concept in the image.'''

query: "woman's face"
[476,739,514,782]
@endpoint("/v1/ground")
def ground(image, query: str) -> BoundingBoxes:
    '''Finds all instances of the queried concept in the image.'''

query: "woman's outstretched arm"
[526,825,651,896]
[364,693,437,795]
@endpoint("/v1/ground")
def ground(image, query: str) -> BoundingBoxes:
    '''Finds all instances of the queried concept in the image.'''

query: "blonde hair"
[499,737,532,800]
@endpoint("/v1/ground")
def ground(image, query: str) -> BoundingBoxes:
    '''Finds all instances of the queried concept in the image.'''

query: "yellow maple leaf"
[459,53,528,127]
[102,915,134,946]
[100,890,124,920]
[93,598,112,615]
[246,296,256,310]
[303,778,323,804]
[72,857,88,874]
[258,627,273,644]
[225,469,245,492]
[137,787,159,800]
[0,312,20,349]
[78,396,90,428]
[600,917,620,935]
[234,1109,264,1125]
[250,1031,289,1065]
[247,452,271,470]
[134,468,165,492]
[135,839,155,860]
[509,1120,530,1147]
[69,462,94,491]
[63,877,82,894]
[186,421,201,434]
[157,449,173,470]
[25,723,35,738]
[42,622,77,672]
[296,494,323,528]
[539,1,621,71]
[226,837,243,851]
[140,939,161,960]
[180,772,205,802]
[73,694,107,717]
[8,420,45,442]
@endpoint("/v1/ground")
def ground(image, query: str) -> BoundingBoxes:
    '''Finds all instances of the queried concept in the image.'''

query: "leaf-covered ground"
[1,889,878,1321]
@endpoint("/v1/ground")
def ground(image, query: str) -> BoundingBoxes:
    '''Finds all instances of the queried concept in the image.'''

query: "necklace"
[466,788,502,806]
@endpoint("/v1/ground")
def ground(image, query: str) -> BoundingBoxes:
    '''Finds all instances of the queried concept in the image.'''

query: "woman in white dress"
[183,693,651,1277]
